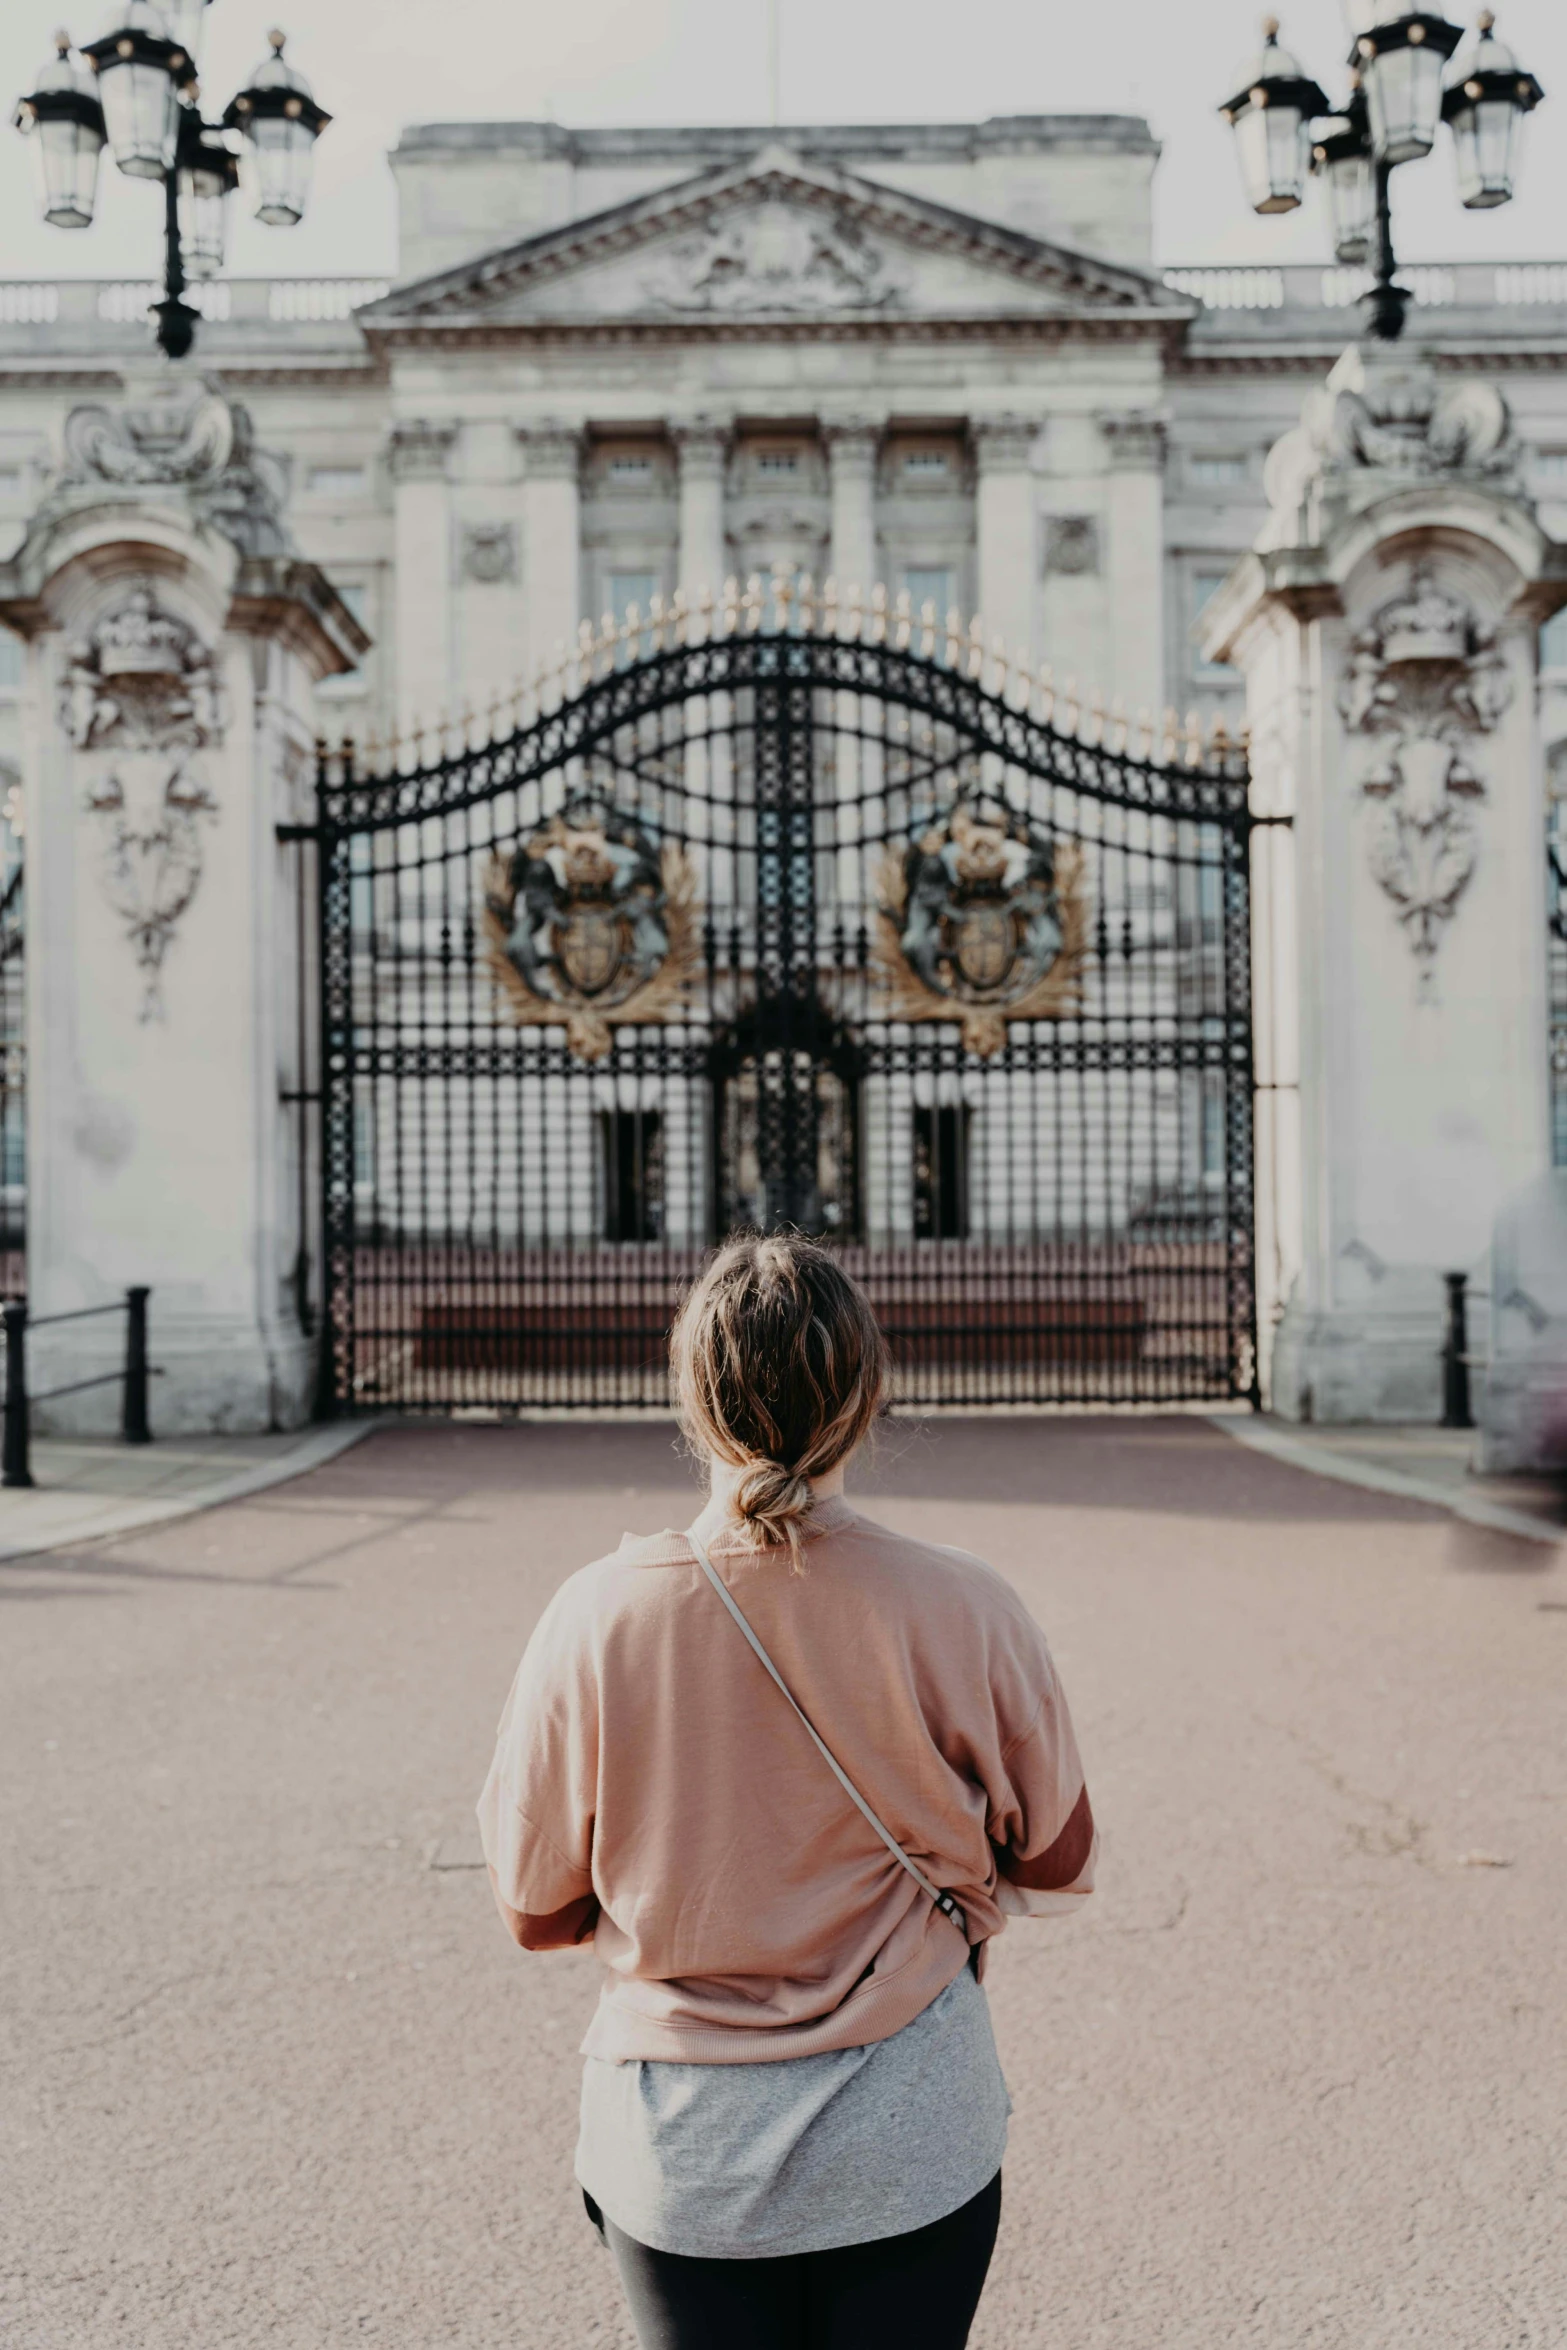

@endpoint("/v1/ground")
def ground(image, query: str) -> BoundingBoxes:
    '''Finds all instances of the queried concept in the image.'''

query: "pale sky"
[2,0,1564,281]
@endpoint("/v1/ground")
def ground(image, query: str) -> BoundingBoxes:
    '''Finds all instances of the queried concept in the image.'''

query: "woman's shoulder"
[830,1509,1045,1636]
[535,1526,698,1628]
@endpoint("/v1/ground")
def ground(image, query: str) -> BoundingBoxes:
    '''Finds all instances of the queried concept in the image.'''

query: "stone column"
[1100,411,1167,717]
[517,420,583,680]
[0,373,363,1431]
[973,416,1040,656]
[388,418,456,733]
[453,419,526,710]
[1203,344,1567,1421]
[823,418,881,594]
[672,417,730,599]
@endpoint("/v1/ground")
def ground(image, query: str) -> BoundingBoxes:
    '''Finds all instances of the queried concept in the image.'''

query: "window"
[1189,455,1249,487]
[0,631,21,692]
[903,569,956,659]
[0,467,21,498]
[606,572,659,660]
[913,1104,971,1241]
[902,451,950,480]
[754,450,800,477]
[599,1108,664,1242]
[1541,610,1567,671]
[307,465,366,497]
[1192,570,1237,677]
[607,455,654,485]
[1534,450,1567,479]
[904,567,955,617]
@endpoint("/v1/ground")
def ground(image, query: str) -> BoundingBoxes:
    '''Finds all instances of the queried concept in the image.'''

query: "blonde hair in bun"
[672,1233,890,1569]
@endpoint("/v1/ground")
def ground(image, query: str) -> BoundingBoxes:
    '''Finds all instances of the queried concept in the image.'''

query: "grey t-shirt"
[575,1963,1010,2261]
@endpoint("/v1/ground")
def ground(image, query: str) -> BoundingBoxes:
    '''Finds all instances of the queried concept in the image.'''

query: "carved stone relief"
[1044,516,1100,577]
[1338,567,1512,982]
[645,202,906,314]
[1260,347,1523,549]
[49,377,291,557]
[460,521,517,585]
[58,581,225,1020]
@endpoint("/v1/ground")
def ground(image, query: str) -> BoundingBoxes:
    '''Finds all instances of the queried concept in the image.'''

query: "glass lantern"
[174,109,240,277]
[13,36,107,229]
[223,32,330,228]
[1357,8,1462,166]
[1441,11,1543,209]
[82,2,188,182]
[1219,18,1330,216]
[162,0,213,70]
[1311,86,1377,263]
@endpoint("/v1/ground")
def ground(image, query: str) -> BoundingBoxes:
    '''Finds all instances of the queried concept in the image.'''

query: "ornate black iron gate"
[314,612,1257,1411]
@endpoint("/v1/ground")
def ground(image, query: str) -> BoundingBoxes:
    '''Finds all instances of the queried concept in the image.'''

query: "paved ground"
[0,1425,373,1562]
[3,1418,1564,2349]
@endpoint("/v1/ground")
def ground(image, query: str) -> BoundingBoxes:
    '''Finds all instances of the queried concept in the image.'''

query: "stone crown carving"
[1338,565,1512,981]
[59,582,225,1019]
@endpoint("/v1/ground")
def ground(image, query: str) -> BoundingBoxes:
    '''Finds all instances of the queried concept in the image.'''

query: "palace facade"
[1,115,1567,770]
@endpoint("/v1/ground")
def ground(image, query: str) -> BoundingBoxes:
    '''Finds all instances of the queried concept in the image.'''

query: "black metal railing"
[1441,1270,1473,1431]
[1,1286,153,1489]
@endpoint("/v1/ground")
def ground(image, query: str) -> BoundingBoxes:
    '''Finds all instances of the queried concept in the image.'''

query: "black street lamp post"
[1220,9,1543,343]
[13,9,330,362]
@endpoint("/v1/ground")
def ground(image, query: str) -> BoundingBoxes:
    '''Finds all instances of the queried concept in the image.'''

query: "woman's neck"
[707,1455,848,1512]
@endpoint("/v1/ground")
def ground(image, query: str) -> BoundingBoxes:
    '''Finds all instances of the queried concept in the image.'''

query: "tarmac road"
[3,1416,1564,2349]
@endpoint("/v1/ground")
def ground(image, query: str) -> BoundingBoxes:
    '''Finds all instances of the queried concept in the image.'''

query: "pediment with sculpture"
[359,150,1188,338]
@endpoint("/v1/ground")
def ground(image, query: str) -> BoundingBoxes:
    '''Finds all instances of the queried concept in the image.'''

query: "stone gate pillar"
[1204,344,1567,1421]
[0,370,363,1431]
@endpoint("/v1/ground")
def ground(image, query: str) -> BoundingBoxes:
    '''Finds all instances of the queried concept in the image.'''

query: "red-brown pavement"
[3,1417,1564,2350]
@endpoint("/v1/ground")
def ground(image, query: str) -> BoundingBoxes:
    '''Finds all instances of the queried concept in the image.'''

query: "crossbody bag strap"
[687,1527,967,1942]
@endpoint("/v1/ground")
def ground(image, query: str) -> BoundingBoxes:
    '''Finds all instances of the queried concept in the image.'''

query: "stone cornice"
[369,315,1188,356]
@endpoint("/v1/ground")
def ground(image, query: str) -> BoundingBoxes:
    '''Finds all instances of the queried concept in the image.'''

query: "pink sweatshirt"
[478,1492,1096,2063]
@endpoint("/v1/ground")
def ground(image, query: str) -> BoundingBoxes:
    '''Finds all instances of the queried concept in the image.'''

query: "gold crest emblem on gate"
[482,798,700,1061]
[875,794,1087,1057]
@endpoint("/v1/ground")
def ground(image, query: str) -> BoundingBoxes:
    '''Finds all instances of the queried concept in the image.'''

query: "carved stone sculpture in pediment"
[646,201,907,315]
[58,581,225,1020]
[1338,567,1513,983]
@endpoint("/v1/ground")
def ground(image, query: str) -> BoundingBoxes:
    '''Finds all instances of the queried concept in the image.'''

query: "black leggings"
[589,2172,1001,2350]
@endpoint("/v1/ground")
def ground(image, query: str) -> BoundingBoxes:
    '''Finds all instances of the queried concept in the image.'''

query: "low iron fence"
[1,1287,153,1489]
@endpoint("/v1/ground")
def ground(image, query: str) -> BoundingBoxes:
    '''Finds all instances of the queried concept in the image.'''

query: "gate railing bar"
[2,1286,156,1489]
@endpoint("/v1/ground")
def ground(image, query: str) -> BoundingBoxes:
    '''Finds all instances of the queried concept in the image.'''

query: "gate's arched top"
[318,572,1249,834]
